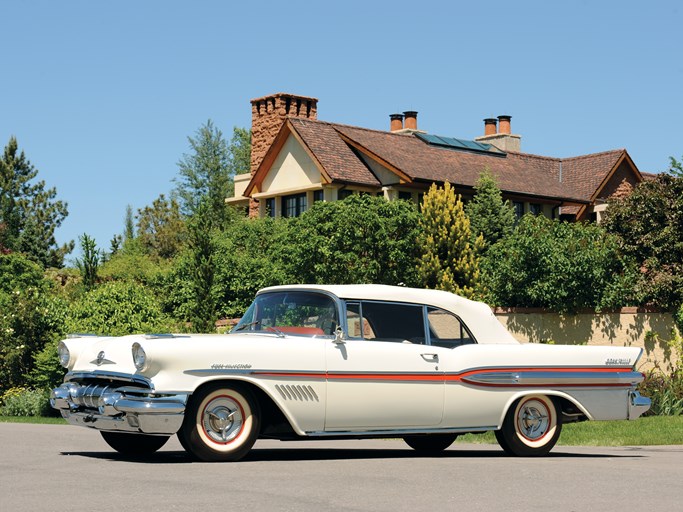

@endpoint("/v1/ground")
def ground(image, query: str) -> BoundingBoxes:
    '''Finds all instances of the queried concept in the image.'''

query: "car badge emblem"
[91,351,114,366]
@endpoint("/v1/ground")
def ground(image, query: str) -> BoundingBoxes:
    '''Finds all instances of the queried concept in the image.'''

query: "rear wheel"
[404,434,458,454]
[179,383,260,462]
[100,431,169,455]
[495,395,561,456]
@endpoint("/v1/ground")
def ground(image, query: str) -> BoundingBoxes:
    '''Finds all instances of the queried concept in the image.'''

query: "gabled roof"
[246,117,640,206]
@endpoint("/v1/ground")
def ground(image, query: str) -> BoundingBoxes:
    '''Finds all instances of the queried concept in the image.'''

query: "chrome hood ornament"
[91,351,115,366]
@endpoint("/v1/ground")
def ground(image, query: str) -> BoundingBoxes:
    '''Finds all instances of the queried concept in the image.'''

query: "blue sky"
[1,0,681,262]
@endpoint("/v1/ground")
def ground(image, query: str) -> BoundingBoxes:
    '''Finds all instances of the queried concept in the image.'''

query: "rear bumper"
[51,381,188,435]
[628,390,651,420]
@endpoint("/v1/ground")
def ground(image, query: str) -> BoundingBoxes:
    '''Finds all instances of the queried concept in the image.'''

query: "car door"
[324,300,445,430]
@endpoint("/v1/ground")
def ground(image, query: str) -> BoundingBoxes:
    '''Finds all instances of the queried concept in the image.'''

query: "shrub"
[67,281,178,336]
[0,387,52,417]
[638,331,683,416]
[482,215,632,312]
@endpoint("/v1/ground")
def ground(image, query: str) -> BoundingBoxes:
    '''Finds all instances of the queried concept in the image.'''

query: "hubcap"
[202,396,244,444]
[517,402,549,440]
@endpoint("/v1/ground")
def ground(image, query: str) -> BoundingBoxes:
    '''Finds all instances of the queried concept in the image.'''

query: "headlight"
[132,342,147,371]
[57,342,70,368]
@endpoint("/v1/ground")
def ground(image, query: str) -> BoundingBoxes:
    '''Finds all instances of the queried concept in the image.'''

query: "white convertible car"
[52,284,650,461]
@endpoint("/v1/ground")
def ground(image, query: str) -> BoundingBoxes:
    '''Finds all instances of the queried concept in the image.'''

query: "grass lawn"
[456,416,683,446]
[0,416,67,425]
[2,415,681,445]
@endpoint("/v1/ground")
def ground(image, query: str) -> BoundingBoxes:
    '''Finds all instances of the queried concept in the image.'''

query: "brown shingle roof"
[289,118,379,186]
[285,118,634,205]
[560,150,626,201]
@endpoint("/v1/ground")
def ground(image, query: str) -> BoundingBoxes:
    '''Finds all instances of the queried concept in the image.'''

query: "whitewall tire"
[495,395,561,456]
[179,383,260,462]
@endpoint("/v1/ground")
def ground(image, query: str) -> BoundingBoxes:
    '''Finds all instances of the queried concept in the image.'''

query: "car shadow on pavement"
[60,446,641,464]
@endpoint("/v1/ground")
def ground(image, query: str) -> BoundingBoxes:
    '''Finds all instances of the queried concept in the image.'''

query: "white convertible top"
[259,284,518,345]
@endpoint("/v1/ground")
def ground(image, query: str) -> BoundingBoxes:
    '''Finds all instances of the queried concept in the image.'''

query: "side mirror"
[333,326,345,345]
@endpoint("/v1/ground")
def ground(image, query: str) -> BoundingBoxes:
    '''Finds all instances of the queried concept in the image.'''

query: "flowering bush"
[0,387,51,417]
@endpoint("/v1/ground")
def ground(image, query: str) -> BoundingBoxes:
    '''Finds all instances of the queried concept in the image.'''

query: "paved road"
[1,423,681,512]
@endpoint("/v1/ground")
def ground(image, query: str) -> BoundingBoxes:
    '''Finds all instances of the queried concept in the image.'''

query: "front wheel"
[404,434,458,453]
[179,383,260,462]
[100,431,169,455]
[495,395,562,456]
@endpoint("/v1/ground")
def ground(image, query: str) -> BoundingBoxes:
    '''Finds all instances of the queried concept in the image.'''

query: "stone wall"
[494,308,680,371]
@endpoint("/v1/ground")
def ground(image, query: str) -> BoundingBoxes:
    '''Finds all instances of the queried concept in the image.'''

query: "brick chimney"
[390,113,404,132]
[498,115,511,135]
[250,93,318,175]
[475,114,521,152]
[403,111,418,130]
[484,118,497,136]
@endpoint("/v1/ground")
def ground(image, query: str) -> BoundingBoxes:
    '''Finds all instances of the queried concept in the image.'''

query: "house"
[227,92,643,222]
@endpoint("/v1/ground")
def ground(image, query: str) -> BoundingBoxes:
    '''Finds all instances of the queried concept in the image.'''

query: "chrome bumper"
[51,380,188,435]
[628,390,651,420]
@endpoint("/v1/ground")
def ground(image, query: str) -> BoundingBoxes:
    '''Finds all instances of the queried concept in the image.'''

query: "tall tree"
[465,169,515,252]
[136,194,187,259]
[228,127,251,177]
[187,200,217,333]
[417,182,483,298]
[174,120,232,225]
[0,136,72,267]
[75,233,100,291]
[124,204,135,242]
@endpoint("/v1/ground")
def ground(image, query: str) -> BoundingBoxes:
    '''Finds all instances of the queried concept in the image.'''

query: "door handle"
[421,353,439,363]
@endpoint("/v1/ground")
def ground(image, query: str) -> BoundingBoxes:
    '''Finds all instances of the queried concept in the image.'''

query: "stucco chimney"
[403,111,418,130]
[484,118,498,136]
[475,114,521,152]
[390,113,404,132]
[498,115,511,135]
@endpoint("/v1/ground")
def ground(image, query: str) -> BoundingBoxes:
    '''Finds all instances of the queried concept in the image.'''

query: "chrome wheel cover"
[516,398,551,441]
[201,395,244,444]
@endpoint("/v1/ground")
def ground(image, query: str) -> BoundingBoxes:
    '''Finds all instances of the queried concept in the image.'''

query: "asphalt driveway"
[1,423,681,511]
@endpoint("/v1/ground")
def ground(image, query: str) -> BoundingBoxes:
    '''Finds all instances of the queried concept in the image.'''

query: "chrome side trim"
[275,384,320,402]
[462,370,645,387]
[306,426,497,437]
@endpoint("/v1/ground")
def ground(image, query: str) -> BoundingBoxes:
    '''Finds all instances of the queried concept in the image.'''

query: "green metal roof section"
[415,132,506,156]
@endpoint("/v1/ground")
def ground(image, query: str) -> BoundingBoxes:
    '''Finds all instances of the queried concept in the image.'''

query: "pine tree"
[75,234,100,291]
[174,120,232,226]
[465,169,515,252]
[417,182,483,298]
[0,137,73,267]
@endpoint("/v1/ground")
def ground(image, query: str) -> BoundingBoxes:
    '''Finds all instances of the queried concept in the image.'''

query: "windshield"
[232,291,339,337]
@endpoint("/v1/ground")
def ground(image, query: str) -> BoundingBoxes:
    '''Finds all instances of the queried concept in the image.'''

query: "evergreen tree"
[465,169,515,252]
[174,120,232,226]
[187,200,217,333]
[136,194,187,259]
[124,204,135,242]
[228,127,251,176]
[75,234,100,291]
[0,136,72,267]
[417,182,483,298]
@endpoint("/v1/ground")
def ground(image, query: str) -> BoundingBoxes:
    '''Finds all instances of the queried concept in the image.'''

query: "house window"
[338,189,353,200]
[513,201,525,220]
[313,190,324,203]
[529,203,542,216]
[398,191,413,202]
[265,198,276,218]
[281,193,307,218]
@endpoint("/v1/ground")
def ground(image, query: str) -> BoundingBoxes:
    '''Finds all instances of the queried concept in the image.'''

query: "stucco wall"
[494,310,679,371]
[261,134,321,193]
